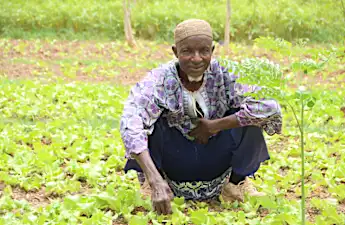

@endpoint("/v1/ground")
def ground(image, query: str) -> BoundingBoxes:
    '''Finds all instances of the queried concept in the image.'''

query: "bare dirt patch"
[0,182,52,208]
[0,61,43,78]
[0,182,5,193]
[0,39,174,85]
[11,186,52,208]
[339,200,345,214]
[0,180,92,209]
[2,39,342,87]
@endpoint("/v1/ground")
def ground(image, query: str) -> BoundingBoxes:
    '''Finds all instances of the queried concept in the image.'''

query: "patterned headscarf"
[174,19,213,44]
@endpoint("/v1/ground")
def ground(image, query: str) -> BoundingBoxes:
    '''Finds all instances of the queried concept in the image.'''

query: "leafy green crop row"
[0,37,344,224]
[0,80,344,224]
[1,0,345,42]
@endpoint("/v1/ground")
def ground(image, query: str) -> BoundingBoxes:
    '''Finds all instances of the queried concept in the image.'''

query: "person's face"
[172,35,214,80]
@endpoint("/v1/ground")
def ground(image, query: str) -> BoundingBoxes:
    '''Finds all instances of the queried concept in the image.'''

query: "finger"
[191,118,200,124]
[196,135,206,145]
[199,139,206,145]
[198,135,208,144]
[157,202,165,215]
[189,128,198,137]
[160,201,168,215]
[154,203,161,215]
[201,136,208,144]
[190,126,203,137]
[196,138,203,144]
[154,200,165,215]
[192,135,201,144]
[165,200,172,214]
[153,202,158,213]
[153,201,163,215]
[153,201,159,213]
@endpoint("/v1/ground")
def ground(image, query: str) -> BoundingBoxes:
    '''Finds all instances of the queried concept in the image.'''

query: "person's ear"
[212,43,215,53]
[172,45,178,58]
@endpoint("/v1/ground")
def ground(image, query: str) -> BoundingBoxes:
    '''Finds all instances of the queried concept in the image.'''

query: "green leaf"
[173,197,185,206]
[129,215,148,225]
[190,208,210,225]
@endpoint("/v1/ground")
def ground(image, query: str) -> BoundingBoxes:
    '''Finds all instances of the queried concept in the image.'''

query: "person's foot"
[221,177,266,202]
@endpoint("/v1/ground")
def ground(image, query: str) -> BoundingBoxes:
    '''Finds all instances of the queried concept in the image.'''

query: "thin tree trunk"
[224,0,231,56]
[340,0,345,24]
[123,0,136,47]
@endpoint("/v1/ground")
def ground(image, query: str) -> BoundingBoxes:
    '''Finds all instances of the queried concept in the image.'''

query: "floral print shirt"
[120,59,282,159]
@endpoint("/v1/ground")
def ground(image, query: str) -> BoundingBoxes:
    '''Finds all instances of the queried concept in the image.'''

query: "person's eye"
[201,48,210,55]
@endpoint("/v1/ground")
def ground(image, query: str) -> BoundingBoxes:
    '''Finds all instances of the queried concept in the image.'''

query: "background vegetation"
[1,0,344,43]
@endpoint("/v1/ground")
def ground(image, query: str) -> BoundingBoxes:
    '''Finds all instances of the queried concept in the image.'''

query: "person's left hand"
[189,118,220,144]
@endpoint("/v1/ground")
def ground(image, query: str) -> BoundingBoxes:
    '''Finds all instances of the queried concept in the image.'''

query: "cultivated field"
[0,38,344,224]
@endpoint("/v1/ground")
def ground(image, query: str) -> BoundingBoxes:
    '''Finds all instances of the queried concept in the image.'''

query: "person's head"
[172,19,214,82]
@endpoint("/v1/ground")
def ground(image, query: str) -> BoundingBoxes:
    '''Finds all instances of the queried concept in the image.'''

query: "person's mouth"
[190,65,205,71]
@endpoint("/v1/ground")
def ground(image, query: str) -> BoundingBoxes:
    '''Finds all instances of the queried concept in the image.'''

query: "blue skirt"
[124,109,270,200]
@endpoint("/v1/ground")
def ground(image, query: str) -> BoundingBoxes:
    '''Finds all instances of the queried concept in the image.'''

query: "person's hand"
[151,179,174,215]
[189,118,220,144]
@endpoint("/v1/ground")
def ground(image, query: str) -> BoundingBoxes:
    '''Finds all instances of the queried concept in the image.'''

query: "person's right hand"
[150,179,174,215]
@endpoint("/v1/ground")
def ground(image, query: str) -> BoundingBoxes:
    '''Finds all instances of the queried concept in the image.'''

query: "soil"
[1,39,344,86]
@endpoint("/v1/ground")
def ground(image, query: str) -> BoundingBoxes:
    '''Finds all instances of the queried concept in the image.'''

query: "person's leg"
[229,125,269,179]
[222,108,269,182]
[164,122,268,201]
[161,122,234,200]
[124,115,236,200]
[220,125,268,202]
[219,108,269,202]
[161,123,234,182]
[229,172,246,185]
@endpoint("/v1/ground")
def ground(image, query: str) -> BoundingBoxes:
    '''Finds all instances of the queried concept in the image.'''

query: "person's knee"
[245,125,264,134]
[231,125,265,147]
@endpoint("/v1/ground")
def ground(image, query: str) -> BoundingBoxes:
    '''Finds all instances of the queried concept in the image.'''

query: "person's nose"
[191,51,202,63]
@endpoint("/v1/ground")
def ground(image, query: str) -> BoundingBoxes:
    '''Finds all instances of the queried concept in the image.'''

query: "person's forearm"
[213,114,241,133]
[132,150,164,186]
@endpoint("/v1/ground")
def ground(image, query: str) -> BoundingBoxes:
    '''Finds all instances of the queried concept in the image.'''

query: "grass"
[0,38,344,224]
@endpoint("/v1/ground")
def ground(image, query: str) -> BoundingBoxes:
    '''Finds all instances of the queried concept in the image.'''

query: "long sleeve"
[225,71,282,136]
[120,77,164,159]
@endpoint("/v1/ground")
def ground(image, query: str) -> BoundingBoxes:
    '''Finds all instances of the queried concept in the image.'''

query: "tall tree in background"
[123,0,136,47]
[224,0,232,56]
